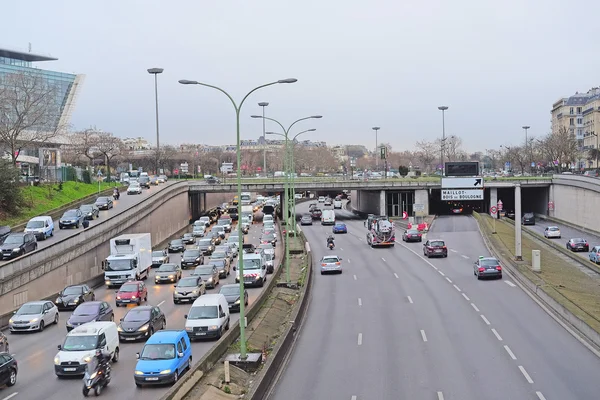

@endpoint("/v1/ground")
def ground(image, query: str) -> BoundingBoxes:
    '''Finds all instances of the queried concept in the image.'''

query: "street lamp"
[179,77,297,361]
[148,68,164,174]
[438,106,449,174]
[522,126,530,172]
[372,127,380,170]
[252,114,321,283]
[258,102,269,176]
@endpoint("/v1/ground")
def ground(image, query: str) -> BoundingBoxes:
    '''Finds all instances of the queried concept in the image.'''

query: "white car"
[544,226,561,239]
[127,183,142,195]
[9,301,59,332]
[318,196,325,203]
[333,200,342,209]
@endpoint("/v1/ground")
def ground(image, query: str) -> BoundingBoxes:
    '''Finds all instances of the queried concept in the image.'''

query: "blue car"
[134,330,192,387]
[332,223,347,234]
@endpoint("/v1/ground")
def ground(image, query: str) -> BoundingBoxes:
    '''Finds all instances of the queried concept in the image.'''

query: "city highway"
[0,182,176,266]
[272,203,600,400]
[2,221,280,400]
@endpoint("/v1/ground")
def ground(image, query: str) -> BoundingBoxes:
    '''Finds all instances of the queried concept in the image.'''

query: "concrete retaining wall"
[350,190,381,215]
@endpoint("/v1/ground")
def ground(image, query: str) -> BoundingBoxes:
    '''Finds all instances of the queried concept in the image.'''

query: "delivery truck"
[102,233,152,287]
[241,205,254,224]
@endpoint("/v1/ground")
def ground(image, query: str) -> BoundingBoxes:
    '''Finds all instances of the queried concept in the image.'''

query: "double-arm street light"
[372,127,380,170]
[148,68,164,174]
[258,102,269,175]
[178,77,297,360]
[251,115,322,283]
[438,106,449,173]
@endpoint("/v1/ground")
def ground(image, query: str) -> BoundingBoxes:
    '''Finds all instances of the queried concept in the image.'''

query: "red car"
[116,281,148,306]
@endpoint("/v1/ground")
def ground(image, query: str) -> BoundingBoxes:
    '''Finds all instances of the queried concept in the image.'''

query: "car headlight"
[138,324,149,332]
[234,299,240,304]
[12,248,20,252]
[8,318,14,324]
[30,318,39,323]
[74,298,79,303]
[168,275,174,279]
[135,370,144,375]
[160,369,171,375]
[131,296,137,300]
[208,325,219,330]
[192,290,198,295]
[88,213,92,216]
[116,296,121,300]
[117,326,123,332]
[56,297,61,303]
[54,356,60,365]
[83,356,92,363]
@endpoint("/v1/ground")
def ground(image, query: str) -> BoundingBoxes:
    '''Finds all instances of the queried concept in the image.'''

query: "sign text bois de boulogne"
[441,189,484,201]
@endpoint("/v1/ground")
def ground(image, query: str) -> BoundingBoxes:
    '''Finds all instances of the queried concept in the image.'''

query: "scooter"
[328,241,335,250]
[82,361,111,397]
[113,191,120,200]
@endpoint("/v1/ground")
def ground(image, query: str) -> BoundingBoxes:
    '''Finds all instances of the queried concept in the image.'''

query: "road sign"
[402,211,408,220]
[414,204,425,212]
[497,200,503,210]
[441,189,484,201]
[490,206,497,214]
[441,177,484,189]
[548,201,554,211]
[174,169,179,175]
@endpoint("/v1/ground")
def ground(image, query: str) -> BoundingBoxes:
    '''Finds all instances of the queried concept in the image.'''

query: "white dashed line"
[480,315,491,325]
[407,296,413,304]
[340,248,344,251]
[357,333,363,346]
[536,391,547,400]
[351,396,357,400]
[445,277,452,283]
[518,365,534,383]
[450,249,458,253]
[491,328,503,341]
[462,293,470,301]
[353,274,357,280]
[431,265,438,270]
[420,330,428,342]
[471,303,480,312]
[157,300,165,307]
[453,284,462,292]
[394,273,399,279]
[381,257,386,262]
[358,298,362,306]
[504,345,517,360]
[437,392,444,400]
[505,281,516,287]
[347,259,351,263]
[438,270,445,276]
[461,255,469,259]
[2,393,18,400]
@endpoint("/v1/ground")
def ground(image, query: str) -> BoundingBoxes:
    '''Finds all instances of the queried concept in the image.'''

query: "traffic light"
[380,146,387,160]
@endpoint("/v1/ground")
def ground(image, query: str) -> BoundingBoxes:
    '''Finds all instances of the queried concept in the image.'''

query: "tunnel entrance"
[429,189,484,215]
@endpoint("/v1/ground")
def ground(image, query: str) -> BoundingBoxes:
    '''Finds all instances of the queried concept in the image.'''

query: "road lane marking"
[358,333,363,345]
[157,300,165,307]
[505,281,516,287]
[462,293,470,301]
[461,254,469,259]
[518,365,534,383]
[420,330,428,342]
[381,257,386,262]
[450,249,458,253]
[431,265,438,270]
[491,328,503,341]
[340,248,344,251]
[2,393,18,400]
[438,270,445,276]
[407,296,413,304]
[347,258,351,263]
[536,392,547,400]
[353,275,357,280]
[445,277,452,283]
[358,298,362,306]
[471,303,480,312]
[351,396,357,400]
[453,284,462,292]
[504,345,517,360]
[480,315,491,325]
[437,392,444,400]
[394,273,399,279]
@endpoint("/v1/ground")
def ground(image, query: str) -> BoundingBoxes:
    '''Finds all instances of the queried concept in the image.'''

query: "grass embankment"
[0,181,118,227]
[475,213,600,334]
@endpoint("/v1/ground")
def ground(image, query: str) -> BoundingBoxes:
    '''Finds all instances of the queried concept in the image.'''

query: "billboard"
[39,148,60,167]
[444,162,479,177]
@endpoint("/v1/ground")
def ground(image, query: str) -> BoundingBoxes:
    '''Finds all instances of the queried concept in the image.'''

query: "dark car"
[66,301,114,331]
[168,239,185,253]
[206,176,220,184]
[522,212,535,225]
[191,265,220,288]
[423,239,448,258]
[402,229,422,242]
[59,209,84,229]
[182,233,195,245]
[79,204,100,220]
[197,238,215,256]
[473,257,502,280]
[219,284,248,313]
[0,353,18,387]
[311,208,322,219]
[208,259,229,279]
[55,284,95,311]
[567,238,589,252]
[118,305,166,341]
[226,207,239,221]
[300,215,313,225]
[260,233,277,247]
[138,176,151,189]
[308,203,317,211]
[0,225,11,244]
[154,263,182,284]
[94,196,113,210]
[243,243,256,254]
[208,230,222,246]
[181,249,204,269]
[332,223,348,234]
[0,232,37,259]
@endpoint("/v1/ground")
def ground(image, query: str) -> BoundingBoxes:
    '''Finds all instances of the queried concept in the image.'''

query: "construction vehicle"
[365,214,395,247]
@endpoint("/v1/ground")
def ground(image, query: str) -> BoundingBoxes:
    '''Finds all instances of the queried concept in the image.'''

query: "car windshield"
[157,264,177,272]
[106,259,133,271]
[211,251,226,258]
[63,286,83,295]
[119,284,138,293]
[26,220,45,228]
[187,305,218,319]
[80,205,93,211]
[218,219,229,225]
[96,198,108,203]
[228,236,239,243]
[178,277,199,287]
[183,250,200,258]
[171,240,183,245]
[140,343,176,360]
[129,183,140,187]
[480,259,499,267]
[200,217,209,222]
[322,257,339,264]
[16,304,42,315]
[3,235,23,244]
[193,226,204,231]
[198,239,212,246]
[63,210,78,217]
[259,244,273,250]
[73,304,99,316]
[62,335,99,351]
[265,253,274,261]
[263,234,275,240]
[123,309,151,322]
[302,216,311,220]
[244,259,261,270]
[194,266,214,275]
[152,251,164,257]
[430,241,445,247]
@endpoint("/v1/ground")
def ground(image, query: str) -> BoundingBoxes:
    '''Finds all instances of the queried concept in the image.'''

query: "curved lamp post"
[179,78,297,360]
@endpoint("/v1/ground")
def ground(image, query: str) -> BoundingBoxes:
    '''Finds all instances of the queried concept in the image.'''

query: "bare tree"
[415,140,437,172]
[503,145,527,174]
[539,127,578,172]
[69,129,101,166]
[94,132,123,180]
[0,71,68,165]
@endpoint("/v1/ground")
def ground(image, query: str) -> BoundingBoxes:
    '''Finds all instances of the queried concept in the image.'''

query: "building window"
[577,107,582,114]
[577,118,583,125]
[570,118,574,126]
[570,107,574,114]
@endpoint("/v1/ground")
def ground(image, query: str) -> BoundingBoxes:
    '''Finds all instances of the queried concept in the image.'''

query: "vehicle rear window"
[430,241,445,247]
[480,259,499,267]
[572,238,585,243]
[549,227,559,231]
[524,213,534,218]
[322,257,339,263]
[407,230,420,234]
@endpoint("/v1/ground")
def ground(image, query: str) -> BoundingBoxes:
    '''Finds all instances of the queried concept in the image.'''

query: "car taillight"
[442,246,447,249]
[478,267,485,272]
[418,234,422,237]
[496,266,502,271]
[336,262,341,265]
[428,246,432,250]
[321,263,327,266]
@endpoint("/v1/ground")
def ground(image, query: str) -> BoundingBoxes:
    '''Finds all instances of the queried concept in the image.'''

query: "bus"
[240,192,252,205]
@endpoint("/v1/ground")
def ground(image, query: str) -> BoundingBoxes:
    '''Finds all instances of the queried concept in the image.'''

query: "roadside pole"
[514,185,523,260]
[490,205,497,233]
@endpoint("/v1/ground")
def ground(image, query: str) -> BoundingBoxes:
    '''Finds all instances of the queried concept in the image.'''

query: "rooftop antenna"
[28,43,31,53]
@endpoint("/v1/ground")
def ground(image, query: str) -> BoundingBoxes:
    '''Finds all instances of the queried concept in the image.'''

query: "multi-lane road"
[272,203,600,400]
[2,220,280,400]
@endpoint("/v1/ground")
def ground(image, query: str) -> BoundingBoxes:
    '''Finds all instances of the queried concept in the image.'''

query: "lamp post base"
[225,352,263,372]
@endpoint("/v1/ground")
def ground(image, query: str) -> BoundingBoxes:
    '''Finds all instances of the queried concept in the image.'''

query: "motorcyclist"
[92,349,111,375]
[113,187,120,199]
[327,234,335,247]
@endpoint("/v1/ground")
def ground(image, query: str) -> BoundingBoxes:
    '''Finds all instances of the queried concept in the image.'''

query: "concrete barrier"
[473,213,600,352]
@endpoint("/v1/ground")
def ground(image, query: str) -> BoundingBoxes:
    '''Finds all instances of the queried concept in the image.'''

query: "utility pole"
[259,102,269,175]
[438,106,448,174]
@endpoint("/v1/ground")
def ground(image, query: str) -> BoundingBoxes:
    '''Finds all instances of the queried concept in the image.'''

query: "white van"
[24,216,54,241]
[321,210,336,225]
[184,294,230,340]
[333,199,343,209]
[54,321,120,377]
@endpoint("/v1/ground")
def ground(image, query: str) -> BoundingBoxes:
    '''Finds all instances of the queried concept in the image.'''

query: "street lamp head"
[148,68,164,74]
[258,102,269,107]
[266,131,277,135]
[277,78,298,84]
[372,126,380,131]
[250,115,263,119]
[311,115,323,119]
[522,126,530,130]
[307,128,317,132]
[178,80,198,85]
[438,106,448,111]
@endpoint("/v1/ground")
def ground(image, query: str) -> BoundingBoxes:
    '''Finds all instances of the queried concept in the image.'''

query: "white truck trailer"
[103,233,152,287]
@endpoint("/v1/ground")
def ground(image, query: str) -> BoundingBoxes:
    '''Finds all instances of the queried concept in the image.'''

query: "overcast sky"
[2,0,599,153]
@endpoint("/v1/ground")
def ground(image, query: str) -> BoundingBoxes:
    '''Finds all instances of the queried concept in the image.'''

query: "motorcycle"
[328,241,335,250]
[113,191,120,200]
[82,359,111,397]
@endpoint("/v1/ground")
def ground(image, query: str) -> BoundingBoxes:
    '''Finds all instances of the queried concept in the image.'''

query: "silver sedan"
[320,255,343,275]
[9,301,59,332]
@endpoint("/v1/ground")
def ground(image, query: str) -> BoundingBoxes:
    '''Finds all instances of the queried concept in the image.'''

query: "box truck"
[241,205,254,224]
[103,233,152,287]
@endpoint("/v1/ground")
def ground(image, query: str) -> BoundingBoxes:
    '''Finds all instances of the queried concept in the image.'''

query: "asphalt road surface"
[272,203,600,400]
[2,221,280,400]
[0,182,176,266]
